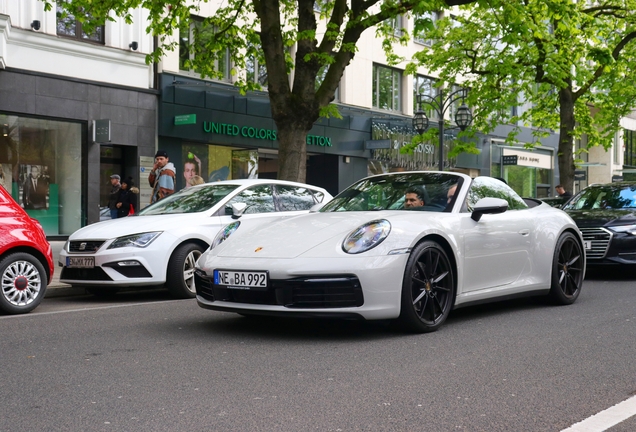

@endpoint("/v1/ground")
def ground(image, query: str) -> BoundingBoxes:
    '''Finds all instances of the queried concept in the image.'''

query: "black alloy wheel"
[397,240,455,333]
[549,231,584,304]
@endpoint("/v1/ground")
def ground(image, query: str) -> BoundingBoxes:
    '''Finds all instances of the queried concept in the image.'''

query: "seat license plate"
[66,257,95,268]
[214,270,268,289]
[584,240,592,250]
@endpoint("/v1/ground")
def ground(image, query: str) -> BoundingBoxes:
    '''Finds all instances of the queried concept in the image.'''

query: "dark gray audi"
[562,182,636,266]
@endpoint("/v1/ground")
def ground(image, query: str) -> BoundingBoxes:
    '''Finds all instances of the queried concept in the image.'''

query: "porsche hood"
[216,212,396,259]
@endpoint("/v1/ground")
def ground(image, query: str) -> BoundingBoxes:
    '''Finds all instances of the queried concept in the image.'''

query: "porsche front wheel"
[549,232,583,305]
[397,241,455,333]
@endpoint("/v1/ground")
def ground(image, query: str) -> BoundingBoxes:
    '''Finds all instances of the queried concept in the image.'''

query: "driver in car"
[404,187,426,209]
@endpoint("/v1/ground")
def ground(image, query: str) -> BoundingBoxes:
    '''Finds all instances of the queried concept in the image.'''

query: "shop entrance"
[100,145,137,213]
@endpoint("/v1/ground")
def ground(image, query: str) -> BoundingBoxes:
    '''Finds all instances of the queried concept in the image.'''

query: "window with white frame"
[413,75,438,120]
[413,11,439,46]
[56,1,104,43]
[179,16,231,81]
[316,65,340,101]
[246,40,268,88]
[388,15,404,36]
[373,64,402,111]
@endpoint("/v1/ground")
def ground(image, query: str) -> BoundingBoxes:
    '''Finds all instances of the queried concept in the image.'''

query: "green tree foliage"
[47,0,476,183]
[411,0,636,190]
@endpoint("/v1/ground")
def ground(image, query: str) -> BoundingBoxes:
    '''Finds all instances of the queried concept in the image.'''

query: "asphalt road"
[1,273,635,432]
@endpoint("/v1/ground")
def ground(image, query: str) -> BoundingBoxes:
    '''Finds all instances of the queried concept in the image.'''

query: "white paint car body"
[59,179,332,298]
[195,172,586,332]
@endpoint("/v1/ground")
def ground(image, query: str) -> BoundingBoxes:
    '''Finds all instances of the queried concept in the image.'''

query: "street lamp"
[412,88,473,171]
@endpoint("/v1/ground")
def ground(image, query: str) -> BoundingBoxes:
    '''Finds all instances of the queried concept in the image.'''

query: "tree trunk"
[558,87,576,193]
[277,126,309,182]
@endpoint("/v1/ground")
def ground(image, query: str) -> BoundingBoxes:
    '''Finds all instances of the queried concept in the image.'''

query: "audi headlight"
[342,220,391,254]
[211,221,241,249]
[107,232,162,249]
[609,224,636,235]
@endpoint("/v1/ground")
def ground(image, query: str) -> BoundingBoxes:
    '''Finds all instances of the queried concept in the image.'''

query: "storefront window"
[0,114,83,236]
[490,143,553,198]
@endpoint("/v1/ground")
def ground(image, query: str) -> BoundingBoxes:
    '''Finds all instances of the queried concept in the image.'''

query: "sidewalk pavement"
[46,241,86,298]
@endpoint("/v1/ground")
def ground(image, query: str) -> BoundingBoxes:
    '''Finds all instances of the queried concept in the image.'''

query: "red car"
[0,185,53,314]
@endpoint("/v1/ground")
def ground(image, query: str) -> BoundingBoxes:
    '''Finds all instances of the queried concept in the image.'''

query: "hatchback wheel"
[0,252,47,314]
[166,243,205,299]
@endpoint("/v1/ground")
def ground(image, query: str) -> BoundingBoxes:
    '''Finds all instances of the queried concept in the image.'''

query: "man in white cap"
[108,174,121,219]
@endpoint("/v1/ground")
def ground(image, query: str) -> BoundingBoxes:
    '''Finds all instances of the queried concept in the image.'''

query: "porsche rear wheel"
[397,241,455,333]
[549,232,583,305]
[0,252,47,315]
[166,243,205,299]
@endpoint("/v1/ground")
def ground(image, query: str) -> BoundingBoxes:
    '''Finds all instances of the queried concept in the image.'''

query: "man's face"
[447,186,457,204]
[556,186,564,195]
[184,162,196,181]
[155,156,168,168]
[110,177,119,185]
[405,193,424,208]
[31,166,40,179]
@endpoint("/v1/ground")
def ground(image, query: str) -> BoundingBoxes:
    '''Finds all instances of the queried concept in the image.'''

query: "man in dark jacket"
[108,174,121,219]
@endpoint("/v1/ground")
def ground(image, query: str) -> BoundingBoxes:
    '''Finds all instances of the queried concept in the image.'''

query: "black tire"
[86,287,121,297]
[0,252,47,315]
[549,232,584,305]
[396,241,455,333]
[166,243,205,299]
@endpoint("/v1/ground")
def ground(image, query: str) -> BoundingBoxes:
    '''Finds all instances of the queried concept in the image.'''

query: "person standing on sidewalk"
[115,177,138,218]
[148,150,176,204]
[108,174,121,219]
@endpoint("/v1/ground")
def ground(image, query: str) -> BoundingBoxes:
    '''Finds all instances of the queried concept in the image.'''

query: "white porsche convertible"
[194,172,585,333]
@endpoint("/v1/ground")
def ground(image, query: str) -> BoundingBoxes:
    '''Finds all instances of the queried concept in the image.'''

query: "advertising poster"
[0,164,11,191]
[180,143,209,190]
[207,146,232,182]
[20,164,50,210]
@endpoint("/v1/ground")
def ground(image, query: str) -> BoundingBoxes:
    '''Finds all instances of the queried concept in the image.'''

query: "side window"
[466,177,528,212]
[225,185,275,214]
[275,185,317,211]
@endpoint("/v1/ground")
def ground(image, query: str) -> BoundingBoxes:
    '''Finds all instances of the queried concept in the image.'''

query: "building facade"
[0,1,156,237]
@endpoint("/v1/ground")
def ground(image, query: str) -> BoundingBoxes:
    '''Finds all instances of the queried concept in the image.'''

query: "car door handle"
[518,229,530,236]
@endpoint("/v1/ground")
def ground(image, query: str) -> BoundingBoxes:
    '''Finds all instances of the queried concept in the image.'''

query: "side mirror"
[309,203,325,213]
[471,197,508,222]
[231,202,247,219]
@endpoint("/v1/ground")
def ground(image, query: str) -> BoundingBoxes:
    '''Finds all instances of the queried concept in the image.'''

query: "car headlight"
[107,232,162,249]
[211,221,241,249]
[609,224,636,235]
[342,219,391,254]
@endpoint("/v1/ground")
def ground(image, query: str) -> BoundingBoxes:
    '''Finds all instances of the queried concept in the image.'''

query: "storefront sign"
[502,148,552,169]
[574,170,587,181]
[202,121,331,146]
[502,155,518,165]
[175,114,197,125]
[93,119,111,143]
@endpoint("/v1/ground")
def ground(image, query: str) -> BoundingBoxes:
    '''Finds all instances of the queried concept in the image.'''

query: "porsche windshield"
[321,173,463,212]
[137,184,239,215]
[563,184,636,210]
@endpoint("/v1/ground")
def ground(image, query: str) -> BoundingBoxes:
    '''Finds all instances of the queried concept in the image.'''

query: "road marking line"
[0,300,180,319]
[561,395,636,432]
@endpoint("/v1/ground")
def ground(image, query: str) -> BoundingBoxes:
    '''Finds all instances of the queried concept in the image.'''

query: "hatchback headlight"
[609,224,636,235]
[211,221,241,249]
[342,220,391,254]
[108,232,162,249]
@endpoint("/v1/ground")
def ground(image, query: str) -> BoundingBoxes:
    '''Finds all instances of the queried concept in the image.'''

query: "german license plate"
[584,240,592,250]
[66,257,95,268]
[214,270,268,289]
